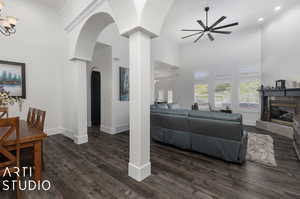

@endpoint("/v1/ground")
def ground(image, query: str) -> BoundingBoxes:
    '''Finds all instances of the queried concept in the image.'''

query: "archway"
[74,12,115,61]
[71,0,176,182]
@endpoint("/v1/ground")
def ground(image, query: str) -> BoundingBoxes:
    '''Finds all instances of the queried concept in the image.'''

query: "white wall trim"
[73,135,89,145]
[88,121,92,127]
[100,124,129,134]
[64,0,105,33]
[45,128,74,139]
[45,128,89,144]
[128,162,151,182]
[45,128,65,136]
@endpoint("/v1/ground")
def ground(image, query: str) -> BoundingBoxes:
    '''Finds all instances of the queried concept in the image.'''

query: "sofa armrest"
[238,130,248,163]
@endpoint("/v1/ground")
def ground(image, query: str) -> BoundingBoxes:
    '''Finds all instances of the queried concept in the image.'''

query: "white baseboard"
[100,124,129,135]
[45,128,66,136]
[45,127,89,144]
[128,162,151,182]
[73,135,89,144]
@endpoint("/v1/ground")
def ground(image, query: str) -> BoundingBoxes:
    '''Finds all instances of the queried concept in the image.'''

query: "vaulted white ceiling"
[38,0,68,11]
[162,0,300,44]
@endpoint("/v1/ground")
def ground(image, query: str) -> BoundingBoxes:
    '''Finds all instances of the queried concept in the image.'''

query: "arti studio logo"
[1,167,51,191]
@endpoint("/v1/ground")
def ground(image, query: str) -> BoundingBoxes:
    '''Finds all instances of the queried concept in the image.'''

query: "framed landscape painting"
[0,60,26,98]
[119,67,129,101]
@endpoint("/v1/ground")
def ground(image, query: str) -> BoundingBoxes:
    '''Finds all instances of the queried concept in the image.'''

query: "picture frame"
[0,60,26,98]
[119,67,129,101]
[276,80,286,89]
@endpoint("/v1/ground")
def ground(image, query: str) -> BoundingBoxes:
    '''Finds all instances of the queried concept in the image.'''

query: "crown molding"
[64,0,105,33]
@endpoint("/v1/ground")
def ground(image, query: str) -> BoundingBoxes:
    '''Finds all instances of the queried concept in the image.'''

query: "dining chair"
[23,108,46,170]
[0,107,9,119]
[0,117,21,199]
[27,107,36,127]
[33,109,46,131]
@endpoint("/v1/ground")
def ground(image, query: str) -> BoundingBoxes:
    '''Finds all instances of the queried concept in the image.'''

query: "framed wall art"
[0,60,26,98]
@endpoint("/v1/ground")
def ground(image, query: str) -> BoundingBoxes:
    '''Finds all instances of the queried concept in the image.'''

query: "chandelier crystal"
[0,1,17,36]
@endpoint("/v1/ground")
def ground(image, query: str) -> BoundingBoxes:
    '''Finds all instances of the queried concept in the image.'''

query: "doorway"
[91,71,101,126]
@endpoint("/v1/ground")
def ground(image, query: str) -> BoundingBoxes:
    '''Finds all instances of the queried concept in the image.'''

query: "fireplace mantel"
[258,88,300,97]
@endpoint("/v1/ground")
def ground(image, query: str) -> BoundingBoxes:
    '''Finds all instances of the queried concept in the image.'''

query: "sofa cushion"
[151,108,189,116]
[151,110,189,132]
[150,104,157,109]
[188,117,243,141]
[167,103,181,109]
[156,104,169,109]
[189,111,242,122]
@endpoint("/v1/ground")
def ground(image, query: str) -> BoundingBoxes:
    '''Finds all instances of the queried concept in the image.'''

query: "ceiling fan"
[181,7,239,43]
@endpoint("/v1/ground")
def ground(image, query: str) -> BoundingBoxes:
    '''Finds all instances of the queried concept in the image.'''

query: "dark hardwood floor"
[2,126,300,199]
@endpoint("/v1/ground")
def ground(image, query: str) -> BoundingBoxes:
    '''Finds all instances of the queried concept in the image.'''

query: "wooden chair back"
[34,110,46,131]
[0,107,8,119]
[0,117,20,175]
[27,107,46,131]
[27,107,35,125]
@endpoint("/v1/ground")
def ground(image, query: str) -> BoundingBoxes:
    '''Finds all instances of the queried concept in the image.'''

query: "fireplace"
[259,88,300,126]
[258,88,300,160]
[269,100,297,126]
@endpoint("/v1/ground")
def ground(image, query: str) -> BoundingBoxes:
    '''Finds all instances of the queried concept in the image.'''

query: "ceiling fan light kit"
[0,1,18,36]
[182,7,239,43]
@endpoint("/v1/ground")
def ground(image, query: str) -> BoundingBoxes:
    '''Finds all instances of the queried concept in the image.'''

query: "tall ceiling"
[162,0,300,44]
[38,0,67,12]
[37,0,299,45]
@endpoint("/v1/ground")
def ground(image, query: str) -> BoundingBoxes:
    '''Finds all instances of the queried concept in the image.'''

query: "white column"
[73,59,89,144]
[128,30,152,181]
[151,63,156,104]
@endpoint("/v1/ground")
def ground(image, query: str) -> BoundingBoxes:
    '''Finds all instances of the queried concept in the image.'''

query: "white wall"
[0,0,65,134]
[152,36,180,67]
[151,36,180,103]
[155,78,176,102]
[87,43,113,130]
[86,23,130,133]
[262,4,300,86]
[175,28,262,125]
[98,24,130,132]
[89,23,182,132]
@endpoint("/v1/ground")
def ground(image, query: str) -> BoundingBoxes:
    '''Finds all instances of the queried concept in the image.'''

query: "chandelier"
[0,1,17,36]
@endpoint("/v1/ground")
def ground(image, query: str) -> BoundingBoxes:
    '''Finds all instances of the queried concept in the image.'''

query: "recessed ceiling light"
[274,6,281,11]
[258,17,264,22]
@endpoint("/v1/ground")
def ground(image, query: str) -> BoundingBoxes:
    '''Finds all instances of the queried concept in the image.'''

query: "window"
[194,84,209,106]
[215,83,232,109]
[239,80,260,109]
[167,90,173,104]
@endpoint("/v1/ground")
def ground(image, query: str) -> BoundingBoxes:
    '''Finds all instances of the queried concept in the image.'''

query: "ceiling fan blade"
[209,16,226,30]
[207,33,214,41]
[213,22,239,30]
[211,30,232,34]
[194,32,205,43]
[181,29,203,32]
[182,31,203,39]
[197,20,206,29]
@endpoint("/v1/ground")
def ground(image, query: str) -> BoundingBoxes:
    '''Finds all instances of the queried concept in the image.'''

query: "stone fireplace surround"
[257,88,300,160]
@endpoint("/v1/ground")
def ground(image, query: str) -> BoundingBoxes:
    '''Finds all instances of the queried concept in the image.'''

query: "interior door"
[91,71,101,126]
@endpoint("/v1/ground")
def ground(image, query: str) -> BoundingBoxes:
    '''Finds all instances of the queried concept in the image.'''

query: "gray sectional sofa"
[150,105,248,163]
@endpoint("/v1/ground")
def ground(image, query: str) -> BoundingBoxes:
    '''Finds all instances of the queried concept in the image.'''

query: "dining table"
[0,119,47,182]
